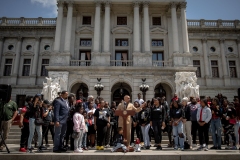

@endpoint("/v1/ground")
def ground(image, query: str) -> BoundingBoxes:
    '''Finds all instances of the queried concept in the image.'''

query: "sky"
[0,0,239,20]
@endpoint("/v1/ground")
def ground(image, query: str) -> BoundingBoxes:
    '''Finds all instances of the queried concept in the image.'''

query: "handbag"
[229,119,237,124]
[34,107,44,126]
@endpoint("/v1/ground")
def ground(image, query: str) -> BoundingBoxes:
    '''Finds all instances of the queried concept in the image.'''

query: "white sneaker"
[204,146,208,151]
[105,144,110,148]
[111,149,114,153]
[192,144,197,148]
[203,144,206,148]
[74,149,82,153]
[181,148,184,151]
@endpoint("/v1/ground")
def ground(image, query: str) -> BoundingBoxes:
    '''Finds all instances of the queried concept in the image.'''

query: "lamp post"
[94,78,104,97]
[139,78,149,101]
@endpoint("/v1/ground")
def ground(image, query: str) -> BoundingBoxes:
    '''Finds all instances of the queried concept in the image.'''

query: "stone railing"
[152,61,172,67]
[70,60,91,66]
[187,19,240,28]
[0,17,56,26]
[110,60,133,67]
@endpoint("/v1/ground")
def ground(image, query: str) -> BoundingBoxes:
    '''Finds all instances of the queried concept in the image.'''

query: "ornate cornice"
[67,1,74,7]
[169,2,177,9]
[143,1,149,8]
[104,1,111,7]
[57,0,64,7]
[95,1,102,7]
[179,2,187,9]
[133,1,140,8]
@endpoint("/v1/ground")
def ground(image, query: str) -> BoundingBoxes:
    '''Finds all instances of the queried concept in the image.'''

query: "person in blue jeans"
[170,100,184,151]
[53,91,69,153]
[210,98,222,150]
[82,111,89,150]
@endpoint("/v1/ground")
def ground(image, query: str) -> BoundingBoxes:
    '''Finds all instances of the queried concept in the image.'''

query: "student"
[85,101,96,148]
[73,104,86,153]
[182,97,192,149]
[138,102,151,149]
[150,97,165,150]
[197,99,212,151]
[170,100,185,151]
[82,111,89,150]
[111,127,127,153]
[94,100,110,150]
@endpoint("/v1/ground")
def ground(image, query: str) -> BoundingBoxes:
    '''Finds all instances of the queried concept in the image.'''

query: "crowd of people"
[0,91,240,153]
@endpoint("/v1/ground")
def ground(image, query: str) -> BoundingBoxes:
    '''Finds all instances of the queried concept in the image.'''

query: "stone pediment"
[21,51,34,56]
[76,26,94,34]
[3,51,16,56]
[150,27,168,34]
[226,53,238,58]
[111,27,133,34]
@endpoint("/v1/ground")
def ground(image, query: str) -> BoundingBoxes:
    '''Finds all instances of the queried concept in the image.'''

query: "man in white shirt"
[135,93,144,105]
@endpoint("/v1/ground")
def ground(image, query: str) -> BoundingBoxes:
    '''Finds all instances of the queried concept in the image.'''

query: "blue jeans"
[234,121,240,145]
[82,132,87,148]
[53,123,67,151]
[211,118,222,147]
[27,118,42,149]
[141,123,150,147]
[172,121,184,148]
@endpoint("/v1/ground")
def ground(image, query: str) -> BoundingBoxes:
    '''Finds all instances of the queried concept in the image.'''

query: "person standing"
[150,97,166,150]
[104,101,111,148]
[85,101,96,148]
[19,96,32,152]
[135,93,144,105]
[210,98,222,150]
[94,100,110,150]
[53,91,69,153]
[197,99,212,151]
[41,100,52,148]
[138,102,151,149]
[233,98,240,149]
[182,97,192,149]
[0,98,18,151]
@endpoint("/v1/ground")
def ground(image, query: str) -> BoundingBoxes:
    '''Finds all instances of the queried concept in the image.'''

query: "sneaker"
[37,147,43,152]
[96,146,100,150]
[74,149,81,153]
[190,146,193,150]
[0,146,4,151]
[192,144,197,148]
[217,146,222,150]
[210,146,217,150]
[203,144,206,148]
[105,144,110,148]
[131,143,135,147]
[78,148,83,152]
[230,146,237,150]
[156,145,162,150]
[19,148,27,152]
[111,149,114,153]
[124,150,127,153]
[45,144,50,147]
[204,146,208,151]
[197,146,203,151]
[99,146,104,150]
[27,148,33,153]
[83,147,88,151]
[181,148,184,151]
[174,146,178,150]
[145,146,150,149]
[31,146,34,150]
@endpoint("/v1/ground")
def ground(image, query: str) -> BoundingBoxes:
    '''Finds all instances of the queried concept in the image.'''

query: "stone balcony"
[187,19,240,28]
[0,17,56,26]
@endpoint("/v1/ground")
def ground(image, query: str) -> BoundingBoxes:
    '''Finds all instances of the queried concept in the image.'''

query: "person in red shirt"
[233,98,240,149]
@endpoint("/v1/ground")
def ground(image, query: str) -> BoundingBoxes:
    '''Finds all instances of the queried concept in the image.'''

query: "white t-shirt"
[85,108,96,124]
[135,98,144,105]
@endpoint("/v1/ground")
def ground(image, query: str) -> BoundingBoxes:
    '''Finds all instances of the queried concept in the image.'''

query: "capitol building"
[0,0,240,106]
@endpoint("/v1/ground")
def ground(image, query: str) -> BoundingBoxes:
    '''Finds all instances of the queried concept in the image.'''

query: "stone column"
[237,39,240,78]
[180,2,190,54]
[0,37,4,64]
[219,39,230,86]
[103,1,111,53]
[133,2,140,53]
[64,1,73,53]
[202,39,211,86]
[143,2,151,53]
[53,1,63,52]
[13,37,22,76]
[170,2,179,54]
[93,2,101,53]
[31,37,41,76]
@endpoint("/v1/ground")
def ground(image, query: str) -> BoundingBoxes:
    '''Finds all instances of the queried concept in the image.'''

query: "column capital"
[95,1,102,7]
[169,2,177,8]
[67,1,74,7]
[143,1,150,8]
[179,2,187,9]
[202,38,207,43]
[133,1,140,8]
[219,38,225,43]
[57,0,64,7]
[104,1,111,7]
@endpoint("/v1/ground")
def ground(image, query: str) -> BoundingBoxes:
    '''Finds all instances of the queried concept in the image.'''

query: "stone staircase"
[6,125,216,145]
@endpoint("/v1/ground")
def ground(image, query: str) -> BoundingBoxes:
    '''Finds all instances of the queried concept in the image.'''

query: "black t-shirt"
[94,108,110,126]
[138,108,151,125]
[150,106,165,122]
[170,106,184,119]
[28,103,41,119]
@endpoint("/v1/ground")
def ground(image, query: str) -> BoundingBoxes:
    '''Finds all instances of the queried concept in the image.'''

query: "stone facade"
[0,0,239,105]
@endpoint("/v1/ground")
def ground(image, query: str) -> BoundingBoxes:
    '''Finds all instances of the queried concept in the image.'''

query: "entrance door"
[115,51,128,66]
[111,82,132,106]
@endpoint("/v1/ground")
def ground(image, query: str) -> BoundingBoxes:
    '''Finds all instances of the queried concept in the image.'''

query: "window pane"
[211,61,218,66]
[42,59,49,64]
[152,17,161,25]
[41,65,48,76]
[212,67,219,77]
[157,53,163,61]
[193,60,200,65]
[4,65,12,76]
[230,67,237,78]
[116,53,121,60]
[152,54,157,61]
[80,39,92,46]
[229,61,236,66]
[196,67,201,77]
[117,17,127,25]
[82,16,91,25]
[5,59,13,64]
[24,59,31,64]
[152,40,163,46]
[22,65,30,76]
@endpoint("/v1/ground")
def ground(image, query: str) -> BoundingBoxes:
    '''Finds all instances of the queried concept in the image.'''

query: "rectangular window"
[79,51,91,66]
[229,61,237,78]
[80,39,92,46]
[82,16,91,25]
[152,40,164,46]
[152,52,164,66]
[117,17,127,25]
[211,60,219,78]
[115,51,128,66]
[152,17,161,25]
[16,95,26,108]
[41,59,49,76]
[115,39,128,46]
[193,60,201,77]
[4,59,13,76]
[22,59,31,76]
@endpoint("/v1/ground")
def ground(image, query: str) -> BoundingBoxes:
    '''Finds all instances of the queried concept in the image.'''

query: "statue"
[41,77,62,102]
[175,72,200,99]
